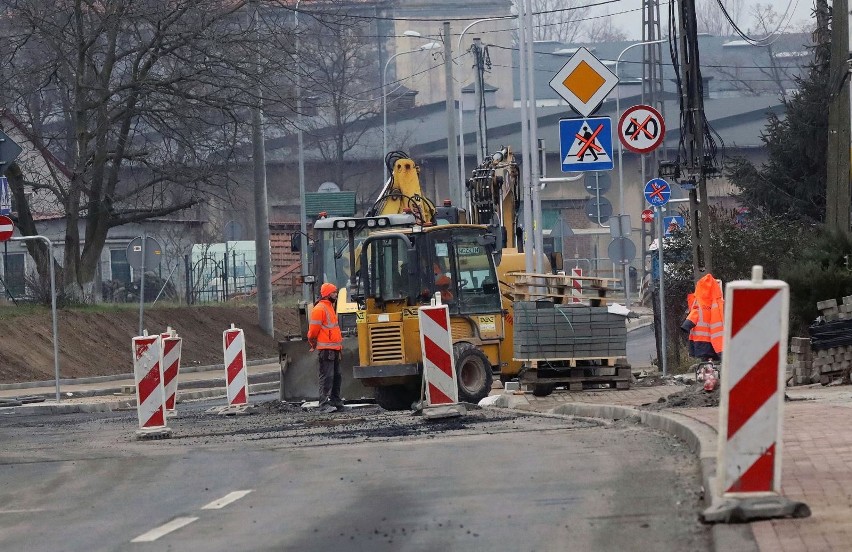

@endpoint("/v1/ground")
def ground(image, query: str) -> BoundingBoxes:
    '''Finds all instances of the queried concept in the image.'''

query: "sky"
[596,0,815,40]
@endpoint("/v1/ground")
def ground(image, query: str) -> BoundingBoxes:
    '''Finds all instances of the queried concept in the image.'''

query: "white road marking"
[131,516,199,543]
[0,508,48,514]
[200,489,253,510]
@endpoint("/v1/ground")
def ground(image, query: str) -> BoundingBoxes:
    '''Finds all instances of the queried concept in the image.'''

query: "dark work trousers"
[317,349,342,405]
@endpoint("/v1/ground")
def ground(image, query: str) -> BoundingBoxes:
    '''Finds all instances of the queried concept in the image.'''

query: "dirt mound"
[641,384,720,409]
[0,305,301,383]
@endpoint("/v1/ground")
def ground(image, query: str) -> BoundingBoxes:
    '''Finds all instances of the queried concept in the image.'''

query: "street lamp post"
[382,42,440,183]
[294,0,311,304]
[614,39,665,307]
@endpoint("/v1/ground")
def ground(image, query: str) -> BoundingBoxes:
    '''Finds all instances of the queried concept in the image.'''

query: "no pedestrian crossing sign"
[644,178,671,207]
[664,215,685,235]
[559,117,614,172]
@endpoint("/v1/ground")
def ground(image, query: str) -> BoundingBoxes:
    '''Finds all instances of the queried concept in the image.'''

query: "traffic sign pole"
[10,235,61,401]
[656,205,667,377]
[139,231,146,336]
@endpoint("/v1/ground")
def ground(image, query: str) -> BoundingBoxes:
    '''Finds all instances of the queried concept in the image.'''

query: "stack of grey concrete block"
[812,346,852,384]
[788,296,852,386]
[815,297,852,321]
[513,302,627,360]
[788,337,814,385]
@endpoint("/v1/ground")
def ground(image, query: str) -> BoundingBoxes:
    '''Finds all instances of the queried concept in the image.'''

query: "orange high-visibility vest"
[307,299,343,350]
[686,274,724,354]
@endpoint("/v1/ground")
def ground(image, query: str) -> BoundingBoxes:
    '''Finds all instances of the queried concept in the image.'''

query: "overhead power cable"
[713,0,801,46]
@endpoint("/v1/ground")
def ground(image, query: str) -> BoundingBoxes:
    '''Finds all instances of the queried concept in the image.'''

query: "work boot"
[331,399,345,411]
[317,402,336,414]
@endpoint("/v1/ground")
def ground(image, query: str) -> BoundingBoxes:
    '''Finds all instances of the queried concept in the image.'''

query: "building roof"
[512,33,813,102]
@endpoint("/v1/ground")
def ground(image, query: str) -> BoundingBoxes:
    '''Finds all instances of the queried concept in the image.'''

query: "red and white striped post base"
[702,266,809,523]
[160,327,182,413]
[132,332,172,439]
[418,304,465,419]
[223,324,248,406]
[571,267,583,303]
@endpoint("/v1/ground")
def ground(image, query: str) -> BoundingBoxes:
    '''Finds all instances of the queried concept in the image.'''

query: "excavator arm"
[367,151,437,225]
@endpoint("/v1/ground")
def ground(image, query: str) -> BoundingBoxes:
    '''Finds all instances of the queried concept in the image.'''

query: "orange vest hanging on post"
[307,299,343,351]
[681,274,724,359]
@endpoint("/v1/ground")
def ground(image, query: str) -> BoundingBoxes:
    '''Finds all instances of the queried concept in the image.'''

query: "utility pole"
[643,0,666,371]
[677,0,713,279]
[826,0,851,234]
[443,22,462,208]
[473,37,485,165]
[252,7,274,337]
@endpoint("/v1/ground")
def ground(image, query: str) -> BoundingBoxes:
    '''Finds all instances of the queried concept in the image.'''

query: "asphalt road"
[627,323,657,369]
[0,394,710,551]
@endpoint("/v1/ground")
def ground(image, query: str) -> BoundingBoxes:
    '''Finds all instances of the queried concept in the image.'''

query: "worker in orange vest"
[308,283,344,413]
[681,274,724,360]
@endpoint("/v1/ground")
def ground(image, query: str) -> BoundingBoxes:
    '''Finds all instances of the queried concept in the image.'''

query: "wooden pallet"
[510,272,614,306]
[520,357,626,368]
[520,360,631,390]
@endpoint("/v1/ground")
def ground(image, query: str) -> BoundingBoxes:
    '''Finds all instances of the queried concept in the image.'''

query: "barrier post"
[418,304,465,419]
[571,267,583,303]
[160,327,182,413]
[132,331,172,439]
[702,266,809,522]
[223,324,248,405]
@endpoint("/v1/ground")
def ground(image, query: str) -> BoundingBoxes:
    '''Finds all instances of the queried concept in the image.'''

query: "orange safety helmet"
[320,282,338,298]
[436,275,451,287]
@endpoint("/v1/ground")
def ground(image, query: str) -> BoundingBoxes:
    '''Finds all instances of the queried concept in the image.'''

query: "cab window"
[453,238,500,313]
[367,237,408,301]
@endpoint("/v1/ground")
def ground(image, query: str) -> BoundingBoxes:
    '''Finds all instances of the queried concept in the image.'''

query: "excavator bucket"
[277,336,373,401]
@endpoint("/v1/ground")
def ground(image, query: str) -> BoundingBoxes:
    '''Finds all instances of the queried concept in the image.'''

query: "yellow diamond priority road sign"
[549,47,618,118]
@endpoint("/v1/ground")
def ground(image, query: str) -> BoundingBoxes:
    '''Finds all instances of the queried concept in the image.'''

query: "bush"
[778,230,852,335]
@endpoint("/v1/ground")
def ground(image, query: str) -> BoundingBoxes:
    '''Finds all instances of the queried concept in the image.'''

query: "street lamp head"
[420,42,441,51]
[403,30,422,37]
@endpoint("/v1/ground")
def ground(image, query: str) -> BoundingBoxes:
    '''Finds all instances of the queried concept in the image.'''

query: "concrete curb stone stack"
[513,302,627,360]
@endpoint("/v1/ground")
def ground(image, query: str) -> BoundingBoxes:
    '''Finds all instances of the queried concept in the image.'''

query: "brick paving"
[524,384,852,552]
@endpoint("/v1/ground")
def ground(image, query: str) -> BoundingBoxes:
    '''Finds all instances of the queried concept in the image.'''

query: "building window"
[111,249,131,284]
[3,253,25,297]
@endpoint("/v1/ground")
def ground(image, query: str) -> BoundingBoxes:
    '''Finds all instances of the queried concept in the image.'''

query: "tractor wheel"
[374,385,419,411]
[454,343,494,404]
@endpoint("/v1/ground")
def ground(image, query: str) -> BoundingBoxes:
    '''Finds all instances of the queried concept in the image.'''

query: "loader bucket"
[277,336,374,401]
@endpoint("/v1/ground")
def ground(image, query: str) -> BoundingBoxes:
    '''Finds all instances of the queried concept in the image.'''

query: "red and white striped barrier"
[418,304,461,413]
[703,266,809,522]
[132,332,169,436]
[223,324,248,405]
[160,327,182,412]
[571,267,583,303]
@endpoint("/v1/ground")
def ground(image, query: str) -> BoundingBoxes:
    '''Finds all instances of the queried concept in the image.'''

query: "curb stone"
[0,357,280,391]
[485,398,758,552]
[0,382,280,417]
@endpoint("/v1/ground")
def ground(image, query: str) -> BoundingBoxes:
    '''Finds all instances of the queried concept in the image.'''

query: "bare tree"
[708,5,809,99]
[582,12,628,43]
[696,0,745,36]
[296,19,380,189]
[523,0,590,43]
[0,0,300,300]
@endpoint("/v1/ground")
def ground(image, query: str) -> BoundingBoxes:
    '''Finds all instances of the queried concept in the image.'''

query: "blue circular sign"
[644,178,671,206]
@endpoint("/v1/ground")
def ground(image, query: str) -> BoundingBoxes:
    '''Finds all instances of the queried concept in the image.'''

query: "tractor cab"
[357,225,501,315]
[352,225,503,410]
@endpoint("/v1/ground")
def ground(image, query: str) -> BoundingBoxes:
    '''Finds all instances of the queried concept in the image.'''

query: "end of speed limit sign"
[618,104,665,154]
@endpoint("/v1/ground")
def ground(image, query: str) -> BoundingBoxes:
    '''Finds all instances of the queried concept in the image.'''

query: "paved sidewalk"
[514,384,852,552]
